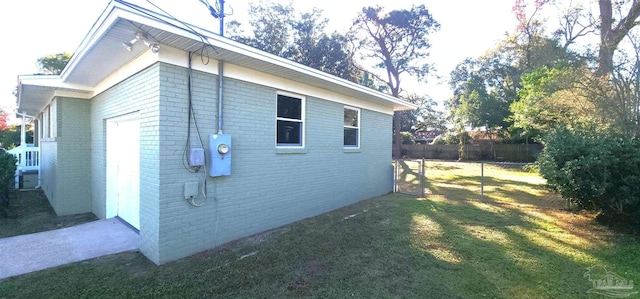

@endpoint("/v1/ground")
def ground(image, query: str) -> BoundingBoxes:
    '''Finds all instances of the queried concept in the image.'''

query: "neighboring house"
[413,130,443,144]
[16,0,415,265]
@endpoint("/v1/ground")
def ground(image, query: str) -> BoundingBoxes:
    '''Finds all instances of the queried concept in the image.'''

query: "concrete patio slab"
[0,218,140,280]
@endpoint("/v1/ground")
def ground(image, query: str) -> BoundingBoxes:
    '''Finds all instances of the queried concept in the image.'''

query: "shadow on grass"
[1,171,638,298]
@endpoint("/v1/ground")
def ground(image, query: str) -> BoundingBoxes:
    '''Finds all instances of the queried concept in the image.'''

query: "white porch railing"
[7,145,40,189]
[8,146,40,172]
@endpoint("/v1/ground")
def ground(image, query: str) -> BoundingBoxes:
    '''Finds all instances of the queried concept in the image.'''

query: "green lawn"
[0,162,638,298]
[0,190,96,238]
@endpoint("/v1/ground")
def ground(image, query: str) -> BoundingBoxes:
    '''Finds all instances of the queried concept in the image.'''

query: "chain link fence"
[393,159,427,196]
[393,160,566,207]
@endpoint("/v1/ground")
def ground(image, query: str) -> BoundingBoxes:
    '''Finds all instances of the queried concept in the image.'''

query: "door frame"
[105,112,141,229]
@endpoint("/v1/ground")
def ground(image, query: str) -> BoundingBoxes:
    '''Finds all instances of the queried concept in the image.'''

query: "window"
[276,93,304,147]
[41,100,57,139]
[42,109,49,139]
[344,106,360,148]
[49,99,57,138]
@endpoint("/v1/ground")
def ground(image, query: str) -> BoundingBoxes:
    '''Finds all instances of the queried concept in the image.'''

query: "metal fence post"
[393,160,397,193]
[481,161,484,198]
[421,158,425,197]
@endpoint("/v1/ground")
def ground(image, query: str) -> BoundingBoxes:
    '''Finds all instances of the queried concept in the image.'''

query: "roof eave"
[18,0,418,115]
[17,75,93,115]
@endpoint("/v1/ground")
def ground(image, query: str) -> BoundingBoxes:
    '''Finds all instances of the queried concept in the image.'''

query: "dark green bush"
[0,152,17,195]
[0,152,17,217]
[538,127,640,232]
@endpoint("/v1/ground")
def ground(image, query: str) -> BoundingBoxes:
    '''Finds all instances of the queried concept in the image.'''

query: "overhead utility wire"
[116,0,218,63]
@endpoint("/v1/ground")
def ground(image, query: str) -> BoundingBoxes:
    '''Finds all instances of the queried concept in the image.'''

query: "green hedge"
[0,152,17,217]
[538,127,640,232]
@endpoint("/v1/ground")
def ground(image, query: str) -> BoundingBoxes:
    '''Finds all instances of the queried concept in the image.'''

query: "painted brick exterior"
[90,64,162,263]
[55,98,92,214]
[44,61,392,265]
[40,97,91,215]
[153,63,392,263]
[40,141,57,209]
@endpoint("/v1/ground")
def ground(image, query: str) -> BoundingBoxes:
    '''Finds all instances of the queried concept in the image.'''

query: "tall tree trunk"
[390,71,403,159]
[596,0,640,76]
[393,114,402,158]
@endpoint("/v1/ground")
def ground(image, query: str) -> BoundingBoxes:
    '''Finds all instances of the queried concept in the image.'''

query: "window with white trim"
[49,99,57,138]
[40,100,57,139]
[42,106,50,139]
[343,106,360,148]
[276,93,304,147]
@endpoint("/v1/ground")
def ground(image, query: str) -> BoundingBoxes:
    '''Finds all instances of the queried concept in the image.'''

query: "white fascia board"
[58,1,181,83]
[19,76,93,93]
[59,3,118,81]
[17,75,93,116]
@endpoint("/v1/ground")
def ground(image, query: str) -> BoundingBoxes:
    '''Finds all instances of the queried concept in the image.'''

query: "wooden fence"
[401,143,543,162]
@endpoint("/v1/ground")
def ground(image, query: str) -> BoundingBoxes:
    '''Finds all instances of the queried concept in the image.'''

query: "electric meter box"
[209,134,231,177]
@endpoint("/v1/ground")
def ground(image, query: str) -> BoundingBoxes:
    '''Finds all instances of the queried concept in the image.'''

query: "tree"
[0,109,7,131]
[36,52,71,75]
[552,1,597,51]
[412,96,447,134]
[591,27,640,137]
[227,1,357,81]
[448,0,586,143]
[237,2,294,57]
[0,125,32,149]
[448,48,519,149]
[285,10,358,80]
[396,94,446,133]
[451,72,510,157]
[350,5,439,157]
[514,0,639,76]
[596,0,640,76]
[509,65,600,140]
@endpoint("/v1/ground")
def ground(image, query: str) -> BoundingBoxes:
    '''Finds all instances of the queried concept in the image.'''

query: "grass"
[0,190,97,238]
[1,161,638,298]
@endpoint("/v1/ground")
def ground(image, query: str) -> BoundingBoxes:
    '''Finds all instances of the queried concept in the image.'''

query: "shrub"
[538,127,640,232]
[0,152,17,217]
[431,131,470,145]
[401,132,415,145]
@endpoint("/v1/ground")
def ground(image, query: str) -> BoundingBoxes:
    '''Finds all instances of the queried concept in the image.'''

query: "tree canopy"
[350,5,439,156]
[227,2,357,81]
[448,0,640,143]
[350,5,439,97]
[36,52,71,75]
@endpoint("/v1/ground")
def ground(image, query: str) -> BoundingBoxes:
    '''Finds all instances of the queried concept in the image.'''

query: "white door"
[106,114,140,229]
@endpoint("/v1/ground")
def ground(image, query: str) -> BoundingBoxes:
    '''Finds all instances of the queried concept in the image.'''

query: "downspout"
[217,0,225,134]
[218,62,223,134]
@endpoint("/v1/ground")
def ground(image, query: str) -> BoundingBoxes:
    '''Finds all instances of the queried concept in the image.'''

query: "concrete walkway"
[0,218,140,280]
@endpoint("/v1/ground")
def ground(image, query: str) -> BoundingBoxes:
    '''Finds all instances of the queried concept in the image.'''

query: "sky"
[0,0,517,122]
